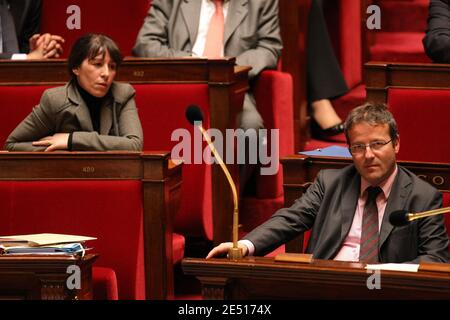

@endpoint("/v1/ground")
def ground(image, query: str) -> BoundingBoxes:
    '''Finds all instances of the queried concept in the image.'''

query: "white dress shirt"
[192,0,230,57]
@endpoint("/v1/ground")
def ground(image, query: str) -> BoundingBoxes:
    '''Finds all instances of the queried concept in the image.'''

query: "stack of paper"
[0,233,96,257]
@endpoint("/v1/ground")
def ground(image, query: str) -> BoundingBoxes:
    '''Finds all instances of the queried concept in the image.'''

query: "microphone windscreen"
[186,105,204,125]
[389,210,409,227]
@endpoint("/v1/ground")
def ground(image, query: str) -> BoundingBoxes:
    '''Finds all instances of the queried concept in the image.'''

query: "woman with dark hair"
[5,33,143,151]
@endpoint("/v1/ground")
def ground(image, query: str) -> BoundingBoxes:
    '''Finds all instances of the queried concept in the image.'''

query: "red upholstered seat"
[41,0,151,56]
[133,84,214,240]
[0,85,54,148]
[241,70,294,230]
[387,88,450,163]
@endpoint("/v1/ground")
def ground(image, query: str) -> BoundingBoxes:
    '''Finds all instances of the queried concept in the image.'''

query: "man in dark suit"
[208,103,450,263]
[0,0,64,59]
[423,0,450,62]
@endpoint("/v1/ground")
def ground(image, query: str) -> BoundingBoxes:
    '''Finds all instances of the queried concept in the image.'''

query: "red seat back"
[0,85,54,148]
[41,0,151,56]
[387,88,450,163]
[253,71,294,199]
[133,84,214,239]
[0,180,145,300]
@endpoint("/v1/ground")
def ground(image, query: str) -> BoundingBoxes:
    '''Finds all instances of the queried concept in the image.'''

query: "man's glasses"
[349,139,393,155]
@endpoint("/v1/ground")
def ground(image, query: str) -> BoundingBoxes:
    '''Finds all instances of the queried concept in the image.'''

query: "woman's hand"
[32,133,70,151]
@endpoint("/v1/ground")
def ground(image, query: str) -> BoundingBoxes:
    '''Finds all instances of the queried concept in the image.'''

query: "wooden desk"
[0,58,249,246]
[0,254,97,300]
[280,154,450,252]
[0,151,182,299]
[365,61,450,102]
[182,256,450,300]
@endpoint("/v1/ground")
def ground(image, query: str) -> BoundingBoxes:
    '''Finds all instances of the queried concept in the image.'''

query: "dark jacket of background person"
[423,0,450,62]
[0,0,41,58]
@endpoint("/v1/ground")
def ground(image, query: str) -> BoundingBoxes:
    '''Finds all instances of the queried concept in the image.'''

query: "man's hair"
[344,102,399,144]
[68,33,123,78]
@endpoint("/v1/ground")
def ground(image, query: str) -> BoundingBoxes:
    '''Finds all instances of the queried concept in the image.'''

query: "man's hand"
[32,133,70,151]
[28,33,65,59]
[206,242,249,259]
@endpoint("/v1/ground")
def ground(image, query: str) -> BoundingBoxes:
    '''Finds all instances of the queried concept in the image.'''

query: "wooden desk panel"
[182,257,450,300]
[365,62,450,102]
[0,254,97,300]
[0,151,182,300]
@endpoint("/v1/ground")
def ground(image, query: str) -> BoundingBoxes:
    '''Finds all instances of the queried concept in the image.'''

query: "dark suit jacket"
[0,0,41,58]
[4,81,143,151]
[245,165,450,263]
[423,0,450,62]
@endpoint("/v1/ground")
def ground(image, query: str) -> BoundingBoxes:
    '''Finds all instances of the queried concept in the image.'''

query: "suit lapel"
[180,0,202,47]
[379,168,411,248]
[100,102,113,135]
[67,82,94,132]
[224,0,248,46]
[9,0,27,35]
[339,173,361,246]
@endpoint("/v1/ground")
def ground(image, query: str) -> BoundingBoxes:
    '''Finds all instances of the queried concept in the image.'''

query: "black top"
[67,81,111,150]
[75,81,106,133]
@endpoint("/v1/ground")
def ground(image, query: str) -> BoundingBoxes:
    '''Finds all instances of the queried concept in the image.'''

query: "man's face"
[348,122,399,186]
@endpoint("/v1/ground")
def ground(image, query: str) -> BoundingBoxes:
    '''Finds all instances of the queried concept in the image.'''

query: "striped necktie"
[203,0,224,58]
[359,186,382,263]
[0,0,19,54]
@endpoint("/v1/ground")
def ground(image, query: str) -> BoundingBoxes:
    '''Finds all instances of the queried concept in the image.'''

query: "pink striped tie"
[359,186,382,263]
[203,0,225,58]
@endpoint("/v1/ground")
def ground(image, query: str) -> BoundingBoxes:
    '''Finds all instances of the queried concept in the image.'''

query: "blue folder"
[299,145,352,158]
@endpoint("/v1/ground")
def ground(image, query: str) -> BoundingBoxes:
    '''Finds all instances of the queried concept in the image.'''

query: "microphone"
[185,105,243,259]
[389,207,450,227]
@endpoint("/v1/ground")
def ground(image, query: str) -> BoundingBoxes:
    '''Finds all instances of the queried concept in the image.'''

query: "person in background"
[307,0,349,140]
[5,33,143,151]
[133,0,282,133]
[207,103,449,263]
[0,0,64,59]
[423,0,450,63]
